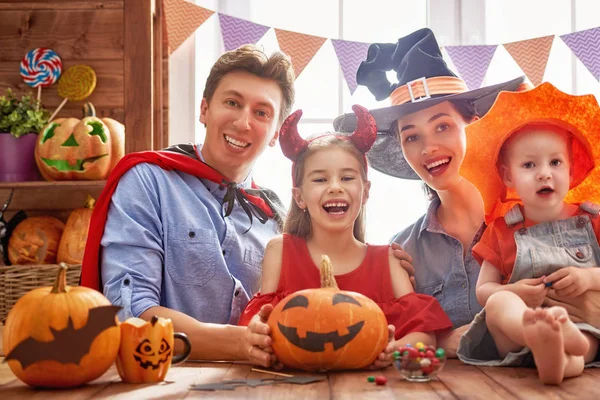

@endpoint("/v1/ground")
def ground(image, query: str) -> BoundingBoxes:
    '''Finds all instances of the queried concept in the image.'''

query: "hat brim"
[334,76,525,179]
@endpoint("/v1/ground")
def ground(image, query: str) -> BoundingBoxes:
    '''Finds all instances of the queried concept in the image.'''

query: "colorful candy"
[367,376,375,382]
[20,48,62,88]
[375,376,387,386]
[57,64,97,101]
[394,344,446,382]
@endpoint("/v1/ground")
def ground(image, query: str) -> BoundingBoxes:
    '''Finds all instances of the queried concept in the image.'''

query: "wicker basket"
[0,263,82,322]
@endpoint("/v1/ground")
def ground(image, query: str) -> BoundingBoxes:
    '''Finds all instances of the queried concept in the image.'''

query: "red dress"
[238,234,452,339]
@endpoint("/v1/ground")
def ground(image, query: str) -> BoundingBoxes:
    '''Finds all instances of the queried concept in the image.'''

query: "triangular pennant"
[444,45,497,90]
[274,29,326,78]
[218,14,270,52]
[503,35,554,86]
[163,0,214,55]
[560,27,600,81]
[331,39,370,94]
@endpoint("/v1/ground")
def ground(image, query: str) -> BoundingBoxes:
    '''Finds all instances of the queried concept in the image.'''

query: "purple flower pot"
[0,132,42,182]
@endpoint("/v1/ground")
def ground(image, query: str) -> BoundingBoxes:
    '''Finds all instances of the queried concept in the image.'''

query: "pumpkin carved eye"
[282,295,309,311]
[332,293,361,306]
[158,339,171,355]
[135,339,155,356]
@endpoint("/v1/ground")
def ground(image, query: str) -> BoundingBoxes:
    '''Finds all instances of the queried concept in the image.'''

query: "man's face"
[200,70,283,181]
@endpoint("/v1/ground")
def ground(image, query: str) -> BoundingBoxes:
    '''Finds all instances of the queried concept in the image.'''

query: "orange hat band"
[390,76,469,106]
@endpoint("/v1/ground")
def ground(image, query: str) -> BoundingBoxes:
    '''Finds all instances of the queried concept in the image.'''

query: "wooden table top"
[1,358,600,399]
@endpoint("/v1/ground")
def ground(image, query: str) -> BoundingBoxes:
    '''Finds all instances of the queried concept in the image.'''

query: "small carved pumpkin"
[3,264,121,388]
[116,316,191,383]
[57,195,95,264]
[8,216,65,265]
[267,255,388,371]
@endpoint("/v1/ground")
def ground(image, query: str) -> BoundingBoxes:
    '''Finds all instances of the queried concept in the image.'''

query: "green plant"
[0,88,50,138]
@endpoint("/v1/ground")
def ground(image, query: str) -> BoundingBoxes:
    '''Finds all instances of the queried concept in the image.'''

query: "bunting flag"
[331,39,370,94]
[503,35,554,86]
[560,27,600,81]
[444,45,497,90]
[218,14,270,52]
[163,0,214,55]
[274,29,327,79]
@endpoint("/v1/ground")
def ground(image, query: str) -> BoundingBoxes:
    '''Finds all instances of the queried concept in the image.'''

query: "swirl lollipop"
[49,64,97,121]
[20,48,62,106]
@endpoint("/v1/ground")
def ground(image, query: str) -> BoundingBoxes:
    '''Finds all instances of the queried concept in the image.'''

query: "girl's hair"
[283,134,369,242]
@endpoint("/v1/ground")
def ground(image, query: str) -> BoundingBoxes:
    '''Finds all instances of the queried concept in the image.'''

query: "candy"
[367,376,375,382]
[392,350,401,360]
[415,342,425,349]
[435,348,446,358]
[375,376,387,385]
[58,64,97,101]
[20,48,62,88]
[394,346,446,382]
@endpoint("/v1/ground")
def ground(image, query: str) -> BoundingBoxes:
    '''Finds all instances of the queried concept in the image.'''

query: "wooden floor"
[1,359,599,399]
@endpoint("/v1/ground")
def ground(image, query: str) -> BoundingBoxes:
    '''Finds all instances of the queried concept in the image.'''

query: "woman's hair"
[283,135,369,242]
[203,44,295,126]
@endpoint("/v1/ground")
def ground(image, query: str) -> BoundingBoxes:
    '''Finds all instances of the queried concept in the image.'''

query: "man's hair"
[203,45,295,126]
[283,135,369,242]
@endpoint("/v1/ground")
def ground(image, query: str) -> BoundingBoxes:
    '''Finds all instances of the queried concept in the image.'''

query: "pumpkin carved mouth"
[277,320,364,352]
[133,351,172,370]
[41,155,109,171]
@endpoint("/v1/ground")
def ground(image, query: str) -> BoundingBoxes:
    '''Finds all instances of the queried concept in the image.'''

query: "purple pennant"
[331,39,370,94]
[444,45,497,90]
[218,13,270,52]
[561,27,600,81]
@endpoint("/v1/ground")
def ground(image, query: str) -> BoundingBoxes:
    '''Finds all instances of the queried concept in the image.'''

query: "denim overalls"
[458,203,600,367]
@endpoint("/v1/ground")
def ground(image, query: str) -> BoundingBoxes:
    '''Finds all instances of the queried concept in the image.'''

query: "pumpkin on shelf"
[34,103,125,181]
[267,255,389,371]
[57,194,95,265]
[3,263,121,388]
[7,215,65,265]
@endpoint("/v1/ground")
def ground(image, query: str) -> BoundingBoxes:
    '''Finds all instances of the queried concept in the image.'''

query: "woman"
[334,28,525,356]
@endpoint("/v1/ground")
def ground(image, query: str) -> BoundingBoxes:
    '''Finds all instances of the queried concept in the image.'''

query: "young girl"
[457,82,600,384]
[239,105,452,369]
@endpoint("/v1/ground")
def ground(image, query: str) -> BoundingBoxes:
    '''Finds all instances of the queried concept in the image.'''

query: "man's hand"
[243,304,276,368]
[543,267,590,298]
[391,242,415,288]
[506,276,548,308]
[544,290,600,328]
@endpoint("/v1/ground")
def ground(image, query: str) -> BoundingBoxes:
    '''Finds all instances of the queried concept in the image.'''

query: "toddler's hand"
[243,304,277,368]
[509,276,548,308]
[368,324,396,369]
[544,267,590,298]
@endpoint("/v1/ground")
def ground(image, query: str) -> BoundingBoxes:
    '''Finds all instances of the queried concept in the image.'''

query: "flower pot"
[0,133,41,182]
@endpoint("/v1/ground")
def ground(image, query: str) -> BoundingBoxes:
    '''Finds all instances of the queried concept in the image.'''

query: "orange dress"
[238,234,452,339]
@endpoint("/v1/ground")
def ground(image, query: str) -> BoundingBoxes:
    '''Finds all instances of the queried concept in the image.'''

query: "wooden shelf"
[0,181,106,189]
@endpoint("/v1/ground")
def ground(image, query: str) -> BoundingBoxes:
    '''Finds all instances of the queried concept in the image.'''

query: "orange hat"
[460,82,600,223]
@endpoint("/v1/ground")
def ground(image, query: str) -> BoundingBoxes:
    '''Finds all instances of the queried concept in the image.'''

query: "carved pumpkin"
[116,316,191,383]
[34,103,125,181]
[267,255,388,371]
[57,195,95,264]
[3,264,121,388]
[8,216,65,265]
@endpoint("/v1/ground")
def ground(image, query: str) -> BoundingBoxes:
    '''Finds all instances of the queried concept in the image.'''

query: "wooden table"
[1,358,600,399]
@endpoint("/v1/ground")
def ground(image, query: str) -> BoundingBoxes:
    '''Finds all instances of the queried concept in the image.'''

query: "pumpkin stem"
[151,316,159,326]
[319,255,339,289]
[83,102,96,117]
[84,194,96,209]
[51,263,69,293]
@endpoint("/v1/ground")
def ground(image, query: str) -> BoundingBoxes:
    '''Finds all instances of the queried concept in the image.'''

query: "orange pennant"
[275,29,326,79]
[163,0,214,55]
[503,35,554,86]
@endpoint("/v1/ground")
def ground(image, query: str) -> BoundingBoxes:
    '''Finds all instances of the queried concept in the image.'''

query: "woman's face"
[396,101,471,192]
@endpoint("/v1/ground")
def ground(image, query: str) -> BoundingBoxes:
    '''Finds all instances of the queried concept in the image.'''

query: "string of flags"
[163,0,600,93]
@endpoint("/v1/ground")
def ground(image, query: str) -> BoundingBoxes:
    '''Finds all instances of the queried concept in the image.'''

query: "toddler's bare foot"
[545,306,589,357]
[522,308,567,384]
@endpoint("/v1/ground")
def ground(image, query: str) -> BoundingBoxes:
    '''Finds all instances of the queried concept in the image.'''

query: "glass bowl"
[393,344,446,382]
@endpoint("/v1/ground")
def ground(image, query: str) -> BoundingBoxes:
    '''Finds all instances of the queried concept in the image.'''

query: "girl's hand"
[243,304,277,367]
[368,324,396,369]
[507,277,548,308]
[544,267,590,298]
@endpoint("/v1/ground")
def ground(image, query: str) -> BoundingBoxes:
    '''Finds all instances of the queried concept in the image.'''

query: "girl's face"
[396,101,471,192]
[292,147,370,235]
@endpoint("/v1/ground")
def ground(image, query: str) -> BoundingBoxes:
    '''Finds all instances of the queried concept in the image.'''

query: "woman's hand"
[391,242,415,288]
[436,324,470,358]
[242,304,278,368]
[368,325,396,369]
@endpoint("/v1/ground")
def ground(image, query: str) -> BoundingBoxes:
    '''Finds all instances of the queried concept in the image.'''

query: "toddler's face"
[501,127,571,215]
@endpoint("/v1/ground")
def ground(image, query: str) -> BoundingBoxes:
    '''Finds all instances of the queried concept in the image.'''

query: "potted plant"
[0,89,50,182]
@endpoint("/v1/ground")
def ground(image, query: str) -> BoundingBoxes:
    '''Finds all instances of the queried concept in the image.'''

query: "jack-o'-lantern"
[3,264,121,388]
[83,103,125,173]
[57,195,95,264]
[8,216,65,265]
[268,255,388,371]
[116,316,192,383]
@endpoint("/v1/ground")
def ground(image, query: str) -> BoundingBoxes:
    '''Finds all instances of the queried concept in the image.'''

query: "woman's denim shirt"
[391,197,484,328]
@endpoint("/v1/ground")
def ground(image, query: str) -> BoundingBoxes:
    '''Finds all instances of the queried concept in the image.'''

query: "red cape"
[80,150,272,291]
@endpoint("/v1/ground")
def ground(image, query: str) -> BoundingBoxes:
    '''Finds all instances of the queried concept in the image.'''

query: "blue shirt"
[100,146,281,323]
[391,197,483,328]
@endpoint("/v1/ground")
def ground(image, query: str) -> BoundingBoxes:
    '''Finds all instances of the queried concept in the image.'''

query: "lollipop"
[49,64,96,121]
[19,48,62,106]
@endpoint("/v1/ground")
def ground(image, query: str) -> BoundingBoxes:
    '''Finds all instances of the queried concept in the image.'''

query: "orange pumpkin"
[8,216,65,265]
[57,195,95,264]
[116,316,191,383]
[267,255,388,371]
[3,264,121,388]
